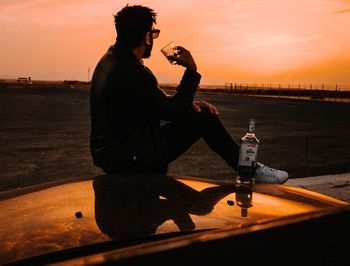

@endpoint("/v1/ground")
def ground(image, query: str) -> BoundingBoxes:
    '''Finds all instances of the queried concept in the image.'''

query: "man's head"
[114,5,160,58]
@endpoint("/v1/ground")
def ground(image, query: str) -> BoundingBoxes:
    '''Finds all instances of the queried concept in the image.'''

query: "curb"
[286,173,350,203]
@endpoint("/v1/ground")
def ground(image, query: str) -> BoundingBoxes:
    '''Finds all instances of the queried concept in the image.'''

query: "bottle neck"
[248,122,255,133]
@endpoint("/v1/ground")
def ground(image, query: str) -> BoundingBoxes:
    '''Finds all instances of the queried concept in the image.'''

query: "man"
[90,5,288,184]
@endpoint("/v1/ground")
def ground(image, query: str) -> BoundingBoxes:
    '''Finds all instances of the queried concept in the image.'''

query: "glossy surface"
[0,174,347,265]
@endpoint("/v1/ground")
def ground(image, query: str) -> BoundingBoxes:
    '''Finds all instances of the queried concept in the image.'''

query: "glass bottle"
[235,119,259,217]
[237,119,260,181]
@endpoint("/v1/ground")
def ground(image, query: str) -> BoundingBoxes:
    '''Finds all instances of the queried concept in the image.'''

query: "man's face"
[143,27,160,59]
[143,34,153,59]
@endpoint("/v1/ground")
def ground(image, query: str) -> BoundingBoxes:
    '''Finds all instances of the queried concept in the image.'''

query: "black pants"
[105,109,240,175]
[160,109,239,172]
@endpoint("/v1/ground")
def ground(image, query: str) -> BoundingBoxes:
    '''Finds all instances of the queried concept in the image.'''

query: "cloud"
[332,0,350,14]
[259,34,323,46]
[0,0,94,10]
[334,8,350,14]
[229,34,323,52]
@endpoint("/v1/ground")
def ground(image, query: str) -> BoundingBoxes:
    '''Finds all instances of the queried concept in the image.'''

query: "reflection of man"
[93,175,234,239]
[90,5,288,184]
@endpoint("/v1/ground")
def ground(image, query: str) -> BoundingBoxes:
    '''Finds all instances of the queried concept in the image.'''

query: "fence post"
[304,136,309,168]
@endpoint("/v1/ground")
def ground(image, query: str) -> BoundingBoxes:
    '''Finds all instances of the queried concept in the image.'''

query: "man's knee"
[192,108,219,125]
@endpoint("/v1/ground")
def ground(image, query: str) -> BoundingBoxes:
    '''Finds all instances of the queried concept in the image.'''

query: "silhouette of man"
[93,174,235,240]
[90,5,288,183]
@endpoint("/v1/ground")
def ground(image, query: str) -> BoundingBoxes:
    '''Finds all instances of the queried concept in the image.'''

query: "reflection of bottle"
[237,119,260,181]
[235,180,253,217]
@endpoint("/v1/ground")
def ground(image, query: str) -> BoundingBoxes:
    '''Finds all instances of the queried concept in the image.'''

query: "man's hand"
[168,46,197,72]
[192,101,219,115]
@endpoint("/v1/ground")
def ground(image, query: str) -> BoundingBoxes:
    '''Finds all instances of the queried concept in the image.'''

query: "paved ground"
[1,85,350,192]
[286,172,350,203]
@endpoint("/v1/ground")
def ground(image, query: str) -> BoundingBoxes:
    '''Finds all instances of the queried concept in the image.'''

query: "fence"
[161,82,350,102]
[223,83,350,91]
[221,83,350,102]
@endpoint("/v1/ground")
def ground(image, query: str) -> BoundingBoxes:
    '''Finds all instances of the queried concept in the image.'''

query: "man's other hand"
[192,101,219,115]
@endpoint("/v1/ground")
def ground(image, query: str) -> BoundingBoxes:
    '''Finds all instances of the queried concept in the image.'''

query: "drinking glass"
[161,41,179,65]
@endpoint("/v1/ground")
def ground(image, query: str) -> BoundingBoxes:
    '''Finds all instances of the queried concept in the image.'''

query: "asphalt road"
[1,85,350,192]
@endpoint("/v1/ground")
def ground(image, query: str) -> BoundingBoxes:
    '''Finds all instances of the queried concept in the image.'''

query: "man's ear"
[145,32,151,45]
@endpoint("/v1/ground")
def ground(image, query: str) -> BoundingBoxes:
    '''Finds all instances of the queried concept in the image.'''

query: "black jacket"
[90,42,201,172]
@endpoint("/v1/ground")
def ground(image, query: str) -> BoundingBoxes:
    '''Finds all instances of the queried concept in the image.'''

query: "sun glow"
[1,0,350,85]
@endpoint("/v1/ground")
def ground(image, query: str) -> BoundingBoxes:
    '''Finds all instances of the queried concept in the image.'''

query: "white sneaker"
[255,162,289,184]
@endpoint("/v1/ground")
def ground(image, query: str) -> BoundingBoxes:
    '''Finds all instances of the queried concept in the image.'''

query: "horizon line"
[1,77,350,87]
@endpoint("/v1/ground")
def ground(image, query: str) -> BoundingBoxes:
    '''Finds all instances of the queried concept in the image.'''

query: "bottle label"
[238,142,258,167]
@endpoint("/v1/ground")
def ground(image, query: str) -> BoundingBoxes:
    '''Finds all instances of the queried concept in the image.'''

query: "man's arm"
[128,46,201,120]
[131,66,201,120]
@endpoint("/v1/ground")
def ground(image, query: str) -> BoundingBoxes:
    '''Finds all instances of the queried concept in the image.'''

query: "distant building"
[17,77,32,84]
[17,77,28,83]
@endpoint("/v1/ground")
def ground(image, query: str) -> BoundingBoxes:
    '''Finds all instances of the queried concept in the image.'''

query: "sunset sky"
[1,0,350,85]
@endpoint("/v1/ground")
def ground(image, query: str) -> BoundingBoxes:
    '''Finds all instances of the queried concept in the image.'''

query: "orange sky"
[1,0,350,85]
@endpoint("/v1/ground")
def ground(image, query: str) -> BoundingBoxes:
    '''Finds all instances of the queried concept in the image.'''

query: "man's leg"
[160,109,289,184]
[160,109,239,169]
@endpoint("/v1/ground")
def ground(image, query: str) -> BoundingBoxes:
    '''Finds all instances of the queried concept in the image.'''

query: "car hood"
[0,174,347,265]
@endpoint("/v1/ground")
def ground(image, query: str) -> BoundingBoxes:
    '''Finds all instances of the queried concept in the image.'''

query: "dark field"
[1,85,350,192]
